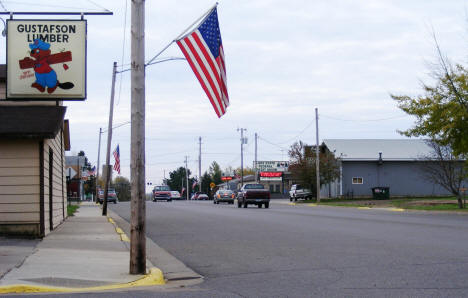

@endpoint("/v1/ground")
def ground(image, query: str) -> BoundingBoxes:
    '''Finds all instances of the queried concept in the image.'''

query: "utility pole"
[95,127,102,203]
[198,137,202,192]
[130,0,146,275]
[255,132,258,183]
[237,128,247,186]
[315,108,320,203]
[185,156,189,200]
[103,62,117,216]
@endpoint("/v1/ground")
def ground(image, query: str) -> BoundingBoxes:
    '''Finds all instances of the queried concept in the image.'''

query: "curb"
[0,267,165,294]
[108,217,130,242]
[290,202,407,212]
[0,210,166,294]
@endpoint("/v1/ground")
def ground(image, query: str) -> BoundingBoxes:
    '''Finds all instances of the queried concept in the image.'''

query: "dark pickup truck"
[237,183,270,208]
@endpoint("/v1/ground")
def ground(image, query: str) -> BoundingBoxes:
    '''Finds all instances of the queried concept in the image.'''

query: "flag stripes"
[176,7,229,118]
[113,145,120,175]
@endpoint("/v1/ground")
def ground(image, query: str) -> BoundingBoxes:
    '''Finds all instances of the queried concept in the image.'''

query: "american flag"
[113,145,120,174]
[176,7,229,118]
[89,166,96,176]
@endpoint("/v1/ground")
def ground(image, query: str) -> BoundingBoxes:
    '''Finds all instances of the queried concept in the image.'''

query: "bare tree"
[420,140,467,208]
[288,141,340,196]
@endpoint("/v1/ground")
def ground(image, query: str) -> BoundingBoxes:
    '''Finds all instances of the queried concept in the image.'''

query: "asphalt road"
[98,199,468,297]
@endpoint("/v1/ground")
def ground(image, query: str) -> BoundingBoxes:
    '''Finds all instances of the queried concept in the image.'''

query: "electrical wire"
[320,114,408,122]
[258,136,288,150]
[4,1,100,11]
[0,1,7,12]
[86,0,112,12]
[116,0,128,106]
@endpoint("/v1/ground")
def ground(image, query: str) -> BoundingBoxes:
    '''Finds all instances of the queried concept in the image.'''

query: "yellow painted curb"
[358,207,372,209]
[0,268,165,294]
[288,203,296,206]
[108,217,115,224]
[389,208,405,212]
[306,203,317,207]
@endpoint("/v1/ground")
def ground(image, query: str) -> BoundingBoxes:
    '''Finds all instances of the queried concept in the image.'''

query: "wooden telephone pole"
[102,62,117,216]
[130,0,146,275]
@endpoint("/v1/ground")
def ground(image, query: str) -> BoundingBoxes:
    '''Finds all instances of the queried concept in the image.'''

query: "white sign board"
[6,20,87,100]
[260,176,282,181]
[255,161,289,172]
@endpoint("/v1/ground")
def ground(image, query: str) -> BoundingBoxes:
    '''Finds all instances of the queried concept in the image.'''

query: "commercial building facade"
[0,65,70,237]
[322,139,465,198]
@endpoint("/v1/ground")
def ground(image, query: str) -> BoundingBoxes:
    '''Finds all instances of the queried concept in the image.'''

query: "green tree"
[164,167,195,197]
[391,42,468,157]
[209,161,223,185]
[201,171,213,195]
[112,176,131,202]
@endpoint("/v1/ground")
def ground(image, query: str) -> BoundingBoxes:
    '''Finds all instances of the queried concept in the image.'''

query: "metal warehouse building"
[322,139,465,198]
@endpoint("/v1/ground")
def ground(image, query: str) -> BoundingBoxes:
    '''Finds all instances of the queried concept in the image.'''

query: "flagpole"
[146,2,218,66]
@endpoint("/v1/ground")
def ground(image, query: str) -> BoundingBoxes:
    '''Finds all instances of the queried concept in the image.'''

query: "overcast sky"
[1,0,466,189]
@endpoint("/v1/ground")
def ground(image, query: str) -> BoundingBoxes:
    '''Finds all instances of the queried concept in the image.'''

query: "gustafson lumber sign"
[6,20,86,100]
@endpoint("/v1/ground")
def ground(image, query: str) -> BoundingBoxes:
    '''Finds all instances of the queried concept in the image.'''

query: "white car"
[170,191,182,200]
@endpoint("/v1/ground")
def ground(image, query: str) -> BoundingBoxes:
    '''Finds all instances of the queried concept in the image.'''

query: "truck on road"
[237,183,270,208]
[289,184,313,202]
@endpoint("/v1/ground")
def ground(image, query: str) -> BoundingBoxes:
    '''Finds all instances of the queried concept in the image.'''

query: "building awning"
[0,106,66,138]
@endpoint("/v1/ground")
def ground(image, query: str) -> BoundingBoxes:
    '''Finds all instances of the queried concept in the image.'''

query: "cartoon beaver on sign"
[19,39,74,94]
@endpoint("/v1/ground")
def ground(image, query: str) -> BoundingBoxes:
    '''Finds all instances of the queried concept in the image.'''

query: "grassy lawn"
[67,204,80,216]
[297,197,468,211]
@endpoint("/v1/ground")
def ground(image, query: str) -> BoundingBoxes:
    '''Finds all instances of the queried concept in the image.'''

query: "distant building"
[65,156,87,201]
[322,139,466,198]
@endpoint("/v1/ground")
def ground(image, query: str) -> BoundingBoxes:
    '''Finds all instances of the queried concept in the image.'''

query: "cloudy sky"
[1,0,466,189]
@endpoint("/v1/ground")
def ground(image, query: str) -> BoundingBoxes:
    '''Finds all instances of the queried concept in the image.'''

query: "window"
[352,177,363,184]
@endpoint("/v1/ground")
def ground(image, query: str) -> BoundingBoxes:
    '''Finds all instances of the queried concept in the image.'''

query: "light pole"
[237,128,247,186]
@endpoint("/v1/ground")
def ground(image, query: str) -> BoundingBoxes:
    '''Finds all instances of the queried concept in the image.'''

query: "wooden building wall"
[0,140,41,236]
[0,130,67,237]
[42,130,67,234]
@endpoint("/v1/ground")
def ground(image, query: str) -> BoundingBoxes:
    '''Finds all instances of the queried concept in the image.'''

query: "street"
[104,200,468,297]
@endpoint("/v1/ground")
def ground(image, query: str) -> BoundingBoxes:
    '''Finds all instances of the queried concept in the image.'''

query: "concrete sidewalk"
[0,202,164,294]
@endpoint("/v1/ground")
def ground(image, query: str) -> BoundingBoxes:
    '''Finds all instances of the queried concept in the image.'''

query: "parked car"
[214,189,235,204]
[153,185,172,202]
[190,192,201,200]
[237,183,270,208]
[98,188,118,204]
[191,192,209,200]
[197,193,209,200]
[289,184,312,202]
[170,191,182,200]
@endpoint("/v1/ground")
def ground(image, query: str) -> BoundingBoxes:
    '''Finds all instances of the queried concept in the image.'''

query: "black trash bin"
[371,187,390,200]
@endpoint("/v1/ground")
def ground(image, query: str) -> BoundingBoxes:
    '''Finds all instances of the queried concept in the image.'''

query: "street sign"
[210,182,216,189]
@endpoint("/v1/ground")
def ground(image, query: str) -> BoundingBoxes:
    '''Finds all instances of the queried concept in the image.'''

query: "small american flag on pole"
[113,145,120,174]
[176,6,229,118]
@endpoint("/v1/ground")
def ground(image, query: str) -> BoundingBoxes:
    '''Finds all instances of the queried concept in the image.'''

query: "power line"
[320,114,408,122]
[258,136,288,150]
[116,0,128,106]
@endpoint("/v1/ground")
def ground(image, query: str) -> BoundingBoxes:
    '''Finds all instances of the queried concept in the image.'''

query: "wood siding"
[43,130,67,234]
[0,132,67,237]
[0,140,40,224]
